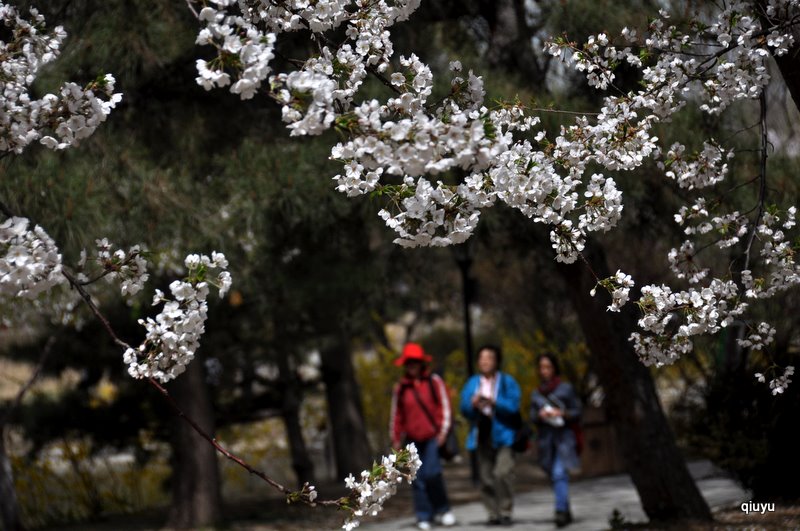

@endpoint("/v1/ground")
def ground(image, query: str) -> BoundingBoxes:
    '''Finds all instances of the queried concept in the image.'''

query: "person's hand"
[539,406,554,419]
[472,395,494,409]
[391,440,401,451]
[436,432,447,447]
[539,406,563,419]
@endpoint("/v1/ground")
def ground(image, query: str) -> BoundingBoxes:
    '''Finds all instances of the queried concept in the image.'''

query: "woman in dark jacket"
[530,354,582,527]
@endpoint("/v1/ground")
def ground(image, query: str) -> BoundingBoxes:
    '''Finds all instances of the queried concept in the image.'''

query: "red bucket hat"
[394,342,432,366]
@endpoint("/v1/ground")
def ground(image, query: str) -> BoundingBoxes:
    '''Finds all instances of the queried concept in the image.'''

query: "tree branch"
[0,198,15,218]
[146,377,341,507]
[0,198,337,507]
[62,268,340,505]
[743,90,769,272]
[61,268,132,350]
[0,336,56,428]
[185,0,199,19]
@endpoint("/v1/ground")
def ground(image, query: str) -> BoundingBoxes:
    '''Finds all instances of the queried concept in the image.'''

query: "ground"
[46,458,798,530]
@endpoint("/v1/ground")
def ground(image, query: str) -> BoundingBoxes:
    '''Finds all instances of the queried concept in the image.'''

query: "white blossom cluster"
[590,269,635,312]
[747,207,800,296]
[756,365,795,395]
[1,3,241,392]
[547,3,800,374]
[660,142,731,191]
[559,1,795,117]
[0,216,87,330]
[123,252,232,383]
[192,0,419,130]
[190,1,800,384]
[738,321,776,350]
[341,443,422,530]
[667,241,709,284]
[0,288,83,329]
[287,481,319,505]
[0,2,122,154]
[0,217,64,299]
[652,205,799,370]
[0,4,125,329]
[630,280,747,366]
[80,239,150,297]
[191,0,635,263]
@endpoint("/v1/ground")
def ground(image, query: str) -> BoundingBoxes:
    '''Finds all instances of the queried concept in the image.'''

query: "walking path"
[362,461,748,530]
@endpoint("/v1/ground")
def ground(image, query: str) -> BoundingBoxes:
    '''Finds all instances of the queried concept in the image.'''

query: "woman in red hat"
[389,343,456,530]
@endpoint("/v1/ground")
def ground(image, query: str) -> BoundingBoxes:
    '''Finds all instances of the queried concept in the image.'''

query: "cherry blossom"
[123,252,232,383]
[341,443,422,530]
[188,0,800,389]
[738,322,776,351]
[0,2,121,154]
[0,217,64,299]
[756,365,795,395]
[87,239,150,297]
[2,0,799,524]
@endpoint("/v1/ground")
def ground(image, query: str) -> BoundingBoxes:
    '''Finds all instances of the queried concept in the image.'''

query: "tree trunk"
[0,433,24,531]
[556,243,712,522]
[276,355,315,487]
[320,339,372,480]
[166,358,222,529]
[758,0,800,112]
[772,41,800,113]
[280,395,315,487]
[481,0,547,85]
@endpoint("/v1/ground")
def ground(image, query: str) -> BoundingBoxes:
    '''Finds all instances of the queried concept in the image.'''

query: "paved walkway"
[363,461,748,530]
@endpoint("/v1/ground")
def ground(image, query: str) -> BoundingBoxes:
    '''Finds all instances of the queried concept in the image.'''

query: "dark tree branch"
[743,90,769,272]
[0,199,339,508]
[61,269,131,350]
[0,199,13,218]
[0,336,56,428]
[147,377,341,506]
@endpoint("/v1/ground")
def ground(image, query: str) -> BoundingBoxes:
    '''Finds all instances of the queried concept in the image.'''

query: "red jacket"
[389,372,451,446]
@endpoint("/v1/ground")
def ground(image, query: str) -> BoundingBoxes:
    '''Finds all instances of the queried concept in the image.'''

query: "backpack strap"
[401,376,440,406]
[428,376,440,405]
[409,383,439,432]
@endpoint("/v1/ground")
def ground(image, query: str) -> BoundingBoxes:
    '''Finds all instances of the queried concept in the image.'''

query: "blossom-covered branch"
[1,4,426,528]
[0,2,121,153]
[187,0,799,391]
[123,252,231,383]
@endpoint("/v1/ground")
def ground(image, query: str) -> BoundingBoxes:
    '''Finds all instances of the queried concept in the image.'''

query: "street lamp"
[452,241,475,377]
[452,241,479,485]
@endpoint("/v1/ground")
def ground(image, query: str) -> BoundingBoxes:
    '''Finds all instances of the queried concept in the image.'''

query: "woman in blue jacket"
[530,353,582,528]
[460,345,521,526]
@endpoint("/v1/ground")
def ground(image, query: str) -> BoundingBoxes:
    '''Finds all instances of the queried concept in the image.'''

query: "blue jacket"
[530,381,582,471]
[459,372,521,451]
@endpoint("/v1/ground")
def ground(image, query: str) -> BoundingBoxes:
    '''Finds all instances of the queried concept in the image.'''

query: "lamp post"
[453,241,479,485]
[453,242,475,377]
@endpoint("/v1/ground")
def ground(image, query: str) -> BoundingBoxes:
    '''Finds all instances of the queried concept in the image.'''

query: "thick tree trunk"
[758,0,800,112]
[474,0,548,85]
[771,48,800,113]
[276,354,315,487]
[0,434,23,531]
[320,339,372,480]
[166,359,222,529]
[557,244,712,522]
[280,395,315,487]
